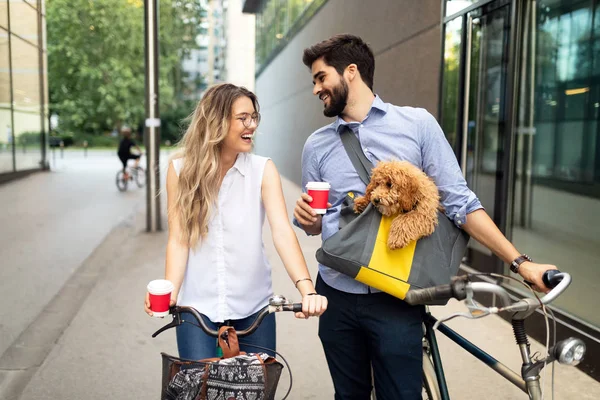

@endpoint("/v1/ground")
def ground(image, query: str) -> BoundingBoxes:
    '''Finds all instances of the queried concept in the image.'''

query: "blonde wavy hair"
[171,83,259,248]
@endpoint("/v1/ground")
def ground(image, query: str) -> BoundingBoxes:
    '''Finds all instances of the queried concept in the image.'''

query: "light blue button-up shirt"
[294,95,483,294]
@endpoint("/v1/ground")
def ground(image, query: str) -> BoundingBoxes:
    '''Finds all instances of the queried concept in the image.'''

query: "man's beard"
[322,79,349,118]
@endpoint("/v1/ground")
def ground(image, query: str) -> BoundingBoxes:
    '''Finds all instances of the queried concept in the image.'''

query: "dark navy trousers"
[316,275,424,400]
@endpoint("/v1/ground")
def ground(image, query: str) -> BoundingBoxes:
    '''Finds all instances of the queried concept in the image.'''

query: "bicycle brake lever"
[464,285,492,317]
[151,307,182,338]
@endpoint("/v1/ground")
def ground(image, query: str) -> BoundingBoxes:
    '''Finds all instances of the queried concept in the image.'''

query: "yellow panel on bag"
[355,267,412,299]
[356,215,416,299]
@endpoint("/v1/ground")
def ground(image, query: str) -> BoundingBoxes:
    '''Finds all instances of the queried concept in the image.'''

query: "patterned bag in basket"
[161,327,283,400]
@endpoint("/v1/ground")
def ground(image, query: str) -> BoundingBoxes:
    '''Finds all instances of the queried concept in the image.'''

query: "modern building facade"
[0,0,49,182]
[182,0,255,99]
[244,0,600,380]
[225,0,256,90]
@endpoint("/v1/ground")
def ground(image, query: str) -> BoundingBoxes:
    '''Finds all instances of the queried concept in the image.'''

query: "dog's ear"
[363,181,375,201]
[416,172,439,201]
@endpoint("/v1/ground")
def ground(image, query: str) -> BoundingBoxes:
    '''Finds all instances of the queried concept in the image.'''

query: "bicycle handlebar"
[152,297,302,338]
[403,275,469,306]
[404,270,570,308]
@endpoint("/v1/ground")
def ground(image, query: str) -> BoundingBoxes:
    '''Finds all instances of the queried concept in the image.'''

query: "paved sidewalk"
[13,176,332,400]
[4,173,600,399]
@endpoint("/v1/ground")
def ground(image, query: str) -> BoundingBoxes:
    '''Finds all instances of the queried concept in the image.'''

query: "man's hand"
[518,261,558,293]
[293,193,331,234]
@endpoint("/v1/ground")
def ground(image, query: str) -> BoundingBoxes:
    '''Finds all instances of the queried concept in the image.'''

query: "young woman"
[144,83,327,360]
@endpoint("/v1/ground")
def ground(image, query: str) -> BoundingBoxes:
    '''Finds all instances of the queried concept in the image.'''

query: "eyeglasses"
[237,112,261,128]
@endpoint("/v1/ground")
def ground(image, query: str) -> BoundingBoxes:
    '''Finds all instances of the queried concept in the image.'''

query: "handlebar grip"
[525,270,563,289]
[281,303,304,313]
[404,284,452,305]
[403,276,468,306]
[543,270,562,289]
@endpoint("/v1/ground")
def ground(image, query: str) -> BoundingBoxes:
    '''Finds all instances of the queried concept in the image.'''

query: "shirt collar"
[333,94,387,133]
[231,153,247,177]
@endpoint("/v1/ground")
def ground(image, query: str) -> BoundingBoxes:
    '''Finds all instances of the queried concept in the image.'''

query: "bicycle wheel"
[422,349,442,400]
[134,167,146,188]
[116,170,128,192]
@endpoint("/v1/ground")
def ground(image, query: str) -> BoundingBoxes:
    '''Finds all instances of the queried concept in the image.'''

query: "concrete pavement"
[1,153,599,399]
[4,162,331,399]
[0,152,147,358]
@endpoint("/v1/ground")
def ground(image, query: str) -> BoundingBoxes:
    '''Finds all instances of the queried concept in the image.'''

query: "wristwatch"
[510,254,532,274]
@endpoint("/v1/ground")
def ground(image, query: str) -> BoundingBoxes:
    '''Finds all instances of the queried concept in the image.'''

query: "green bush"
[72,132,119,147]
[161,101,195,145]
[49,133,74,147]
[17,131,42,145]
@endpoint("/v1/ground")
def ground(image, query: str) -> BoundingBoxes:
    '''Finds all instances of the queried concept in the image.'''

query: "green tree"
[46,0,205,137]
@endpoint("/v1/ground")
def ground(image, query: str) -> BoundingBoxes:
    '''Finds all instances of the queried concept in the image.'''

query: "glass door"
[460,1,514,271]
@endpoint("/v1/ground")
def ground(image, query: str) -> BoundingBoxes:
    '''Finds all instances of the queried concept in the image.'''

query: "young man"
[117,126,142,180]
[293,34,557,399]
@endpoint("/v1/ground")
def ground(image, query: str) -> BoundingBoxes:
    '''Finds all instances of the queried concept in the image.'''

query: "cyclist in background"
[117,126,141,180]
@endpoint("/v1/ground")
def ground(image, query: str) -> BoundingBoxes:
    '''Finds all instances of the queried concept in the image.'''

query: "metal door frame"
[440,0,523,273]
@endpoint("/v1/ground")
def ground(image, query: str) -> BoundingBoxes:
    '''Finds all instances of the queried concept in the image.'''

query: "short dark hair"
[302,34,375,90]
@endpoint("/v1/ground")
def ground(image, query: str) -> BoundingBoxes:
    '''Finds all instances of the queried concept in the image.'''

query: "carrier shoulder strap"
[339,125,374,186]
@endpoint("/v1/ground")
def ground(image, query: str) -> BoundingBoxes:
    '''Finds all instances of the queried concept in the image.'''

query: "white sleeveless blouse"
[173,153,273,322]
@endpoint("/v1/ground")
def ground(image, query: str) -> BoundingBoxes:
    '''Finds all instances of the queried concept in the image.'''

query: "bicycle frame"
[424,312,530,400]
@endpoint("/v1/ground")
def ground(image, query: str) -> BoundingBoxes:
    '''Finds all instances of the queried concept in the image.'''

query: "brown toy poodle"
[353,160,441,250]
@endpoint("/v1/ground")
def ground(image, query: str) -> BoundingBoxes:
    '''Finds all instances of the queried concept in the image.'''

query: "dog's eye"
[386,182,392,188]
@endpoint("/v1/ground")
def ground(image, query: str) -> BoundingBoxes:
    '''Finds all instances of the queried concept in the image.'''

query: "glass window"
[13,109,42,170]
[0,30,12,173]
[11,35,41,171]
[511,0,600,328]
[256,0,328,72]
[0,0,7,30]
[445,0,478,17]
[289,0,305,22]
[41,13,46,50]
[440,17,463,153]
[0,29,9,108]
[0,107,12,173]
[533,1,596,185]
[11,35,40,111]
[9,0,39,44]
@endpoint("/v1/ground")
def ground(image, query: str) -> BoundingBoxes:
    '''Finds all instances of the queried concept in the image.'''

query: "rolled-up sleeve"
[419,111,483,228]
[292,138,321,231]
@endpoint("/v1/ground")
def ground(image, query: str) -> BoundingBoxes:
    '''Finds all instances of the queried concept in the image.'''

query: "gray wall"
[254,0,443,184]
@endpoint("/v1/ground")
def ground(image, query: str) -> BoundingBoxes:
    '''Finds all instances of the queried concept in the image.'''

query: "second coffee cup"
[147,279,174,317]
[306,182,331,214]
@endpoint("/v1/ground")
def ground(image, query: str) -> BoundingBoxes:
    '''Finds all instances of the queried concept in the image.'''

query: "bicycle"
[116,156,145,192]
[403,271,585,400]
[152,295,303,400]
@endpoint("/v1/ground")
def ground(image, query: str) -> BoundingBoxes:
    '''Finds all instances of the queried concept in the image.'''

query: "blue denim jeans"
[316,275,425,400]
[175,308,276,360]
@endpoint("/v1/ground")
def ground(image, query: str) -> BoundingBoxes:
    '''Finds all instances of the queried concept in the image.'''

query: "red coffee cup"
[147,279,174,317]
[306,182,331,214]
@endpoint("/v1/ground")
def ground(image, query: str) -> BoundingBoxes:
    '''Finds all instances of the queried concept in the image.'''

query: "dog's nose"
[373,198,380,204]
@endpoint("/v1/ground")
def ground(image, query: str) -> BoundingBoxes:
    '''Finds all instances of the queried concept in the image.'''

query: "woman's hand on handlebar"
[144,292,176,317]
[519,262,559,293]
[295,293,328,319]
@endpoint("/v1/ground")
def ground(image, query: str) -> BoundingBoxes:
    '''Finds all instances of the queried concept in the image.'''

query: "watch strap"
[510,254,532,274]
